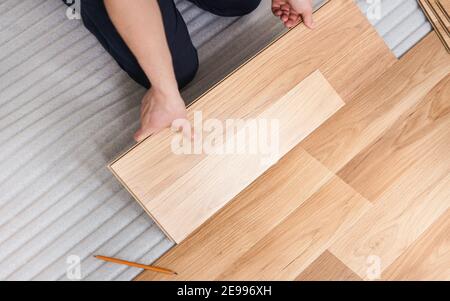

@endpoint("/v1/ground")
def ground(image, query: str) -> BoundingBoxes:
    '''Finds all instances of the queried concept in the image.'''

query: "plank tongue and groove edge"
[438,0,450,21]
[418,0,450,52]
[110,70,344,243]
[428,0,450,34]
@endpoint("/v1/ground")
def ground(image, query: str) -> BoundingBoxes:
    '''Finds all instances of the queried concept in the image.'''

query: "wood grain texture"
[216,177,371,280]
[131,71,344,243]
[329,72,450,278]
[136,33,449,282]
[110,0,395,243]
[418,0,450,52]
[135,148,335,280]
[135,0,398,281]
[383,210,450,280]
[301,33,450,174]
[296,251,362,281]
[338,75,450,201]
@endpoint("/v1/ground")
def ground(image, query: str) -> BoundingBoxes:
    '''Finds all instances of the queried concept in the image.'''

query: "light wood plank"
[301,33,450,174]
[338,75,450,201]
[110,0,395,243]
[329,74,450,278]
[296,251,362,281]
[135,148,335,280]
[383,210,450,280]
[216,176,371,280]
[330,173,450,279]
[418,0,450,52]
[143,71,344,243]
[437,0,450,22]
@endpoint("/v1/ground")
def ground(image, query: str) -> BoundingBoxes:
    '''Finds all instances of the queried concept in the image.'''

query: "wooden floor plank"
[301,33,450,174]
[111,0,396,244]
[438,0,450,21]
[136,1,397,280]
[338,75,450,201]
[319,28,396,103]
[296,251,362,281]
[215,176,371,280]
[330,173,450,279]
[142,71,344,243]
[329,72,450,278]
[135,148,335,280]
[383,210,450,280]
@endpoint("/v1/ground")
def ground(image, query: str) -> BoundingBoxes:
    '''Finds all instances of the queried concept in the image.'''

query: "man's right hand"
[272,0,314,29]
[134,88,187,142]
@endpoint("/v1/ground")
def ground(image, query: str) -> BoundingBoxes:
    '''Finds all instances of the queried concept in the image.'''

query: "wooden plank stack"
[419,0,450,52]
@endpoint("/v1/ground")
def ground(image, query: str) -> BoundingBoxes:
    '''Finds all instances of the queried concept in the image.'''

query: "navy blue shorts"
[66,0,261,89]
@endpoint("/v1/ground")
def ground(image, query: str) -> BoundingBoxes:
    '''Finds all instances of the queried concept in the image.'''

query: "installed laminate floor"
[136,31,449,281]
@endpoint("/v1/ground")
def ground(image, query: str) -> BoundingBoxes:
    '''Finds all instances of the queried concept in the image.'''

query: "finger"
[301,9,315,29]
[271,0,282,14]
[280,3,290,11]
[134,127,157,142]
[272,3,281,10]
[133,128,145,142]
[289,13,300,23]
[273,9,282,16]
[286,14,300,28]
[281,13,289,22]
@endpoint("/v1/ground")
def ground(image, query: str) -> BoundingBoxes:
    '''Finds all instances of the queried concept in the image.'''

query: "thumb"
[302,10,314,29]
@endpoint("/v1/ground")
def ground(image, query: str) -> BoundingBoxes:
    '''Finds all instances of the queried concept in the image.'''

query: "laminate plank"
[110,0,395,243]
[418,0,450,52]
[428,0,450,34]
[135,148,335,280]
[383,210,450,280]
[216,177,371,280]
[296,251,362,281]
[301,33,450,174]
[338,75,450,201]
[140,71,344,243]
[438,0,450,21]
[330,173,450,279]
[329,74,450,278]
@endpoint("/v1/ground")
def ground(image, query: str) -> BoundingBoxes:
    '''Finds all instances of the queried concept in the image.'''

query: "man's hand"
[272,0,314,29]
[134,88,188,142]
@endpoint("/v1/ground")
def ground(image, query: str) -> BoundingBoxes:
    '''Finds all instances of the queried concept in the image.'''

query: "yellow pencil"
[94,255,177,275]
